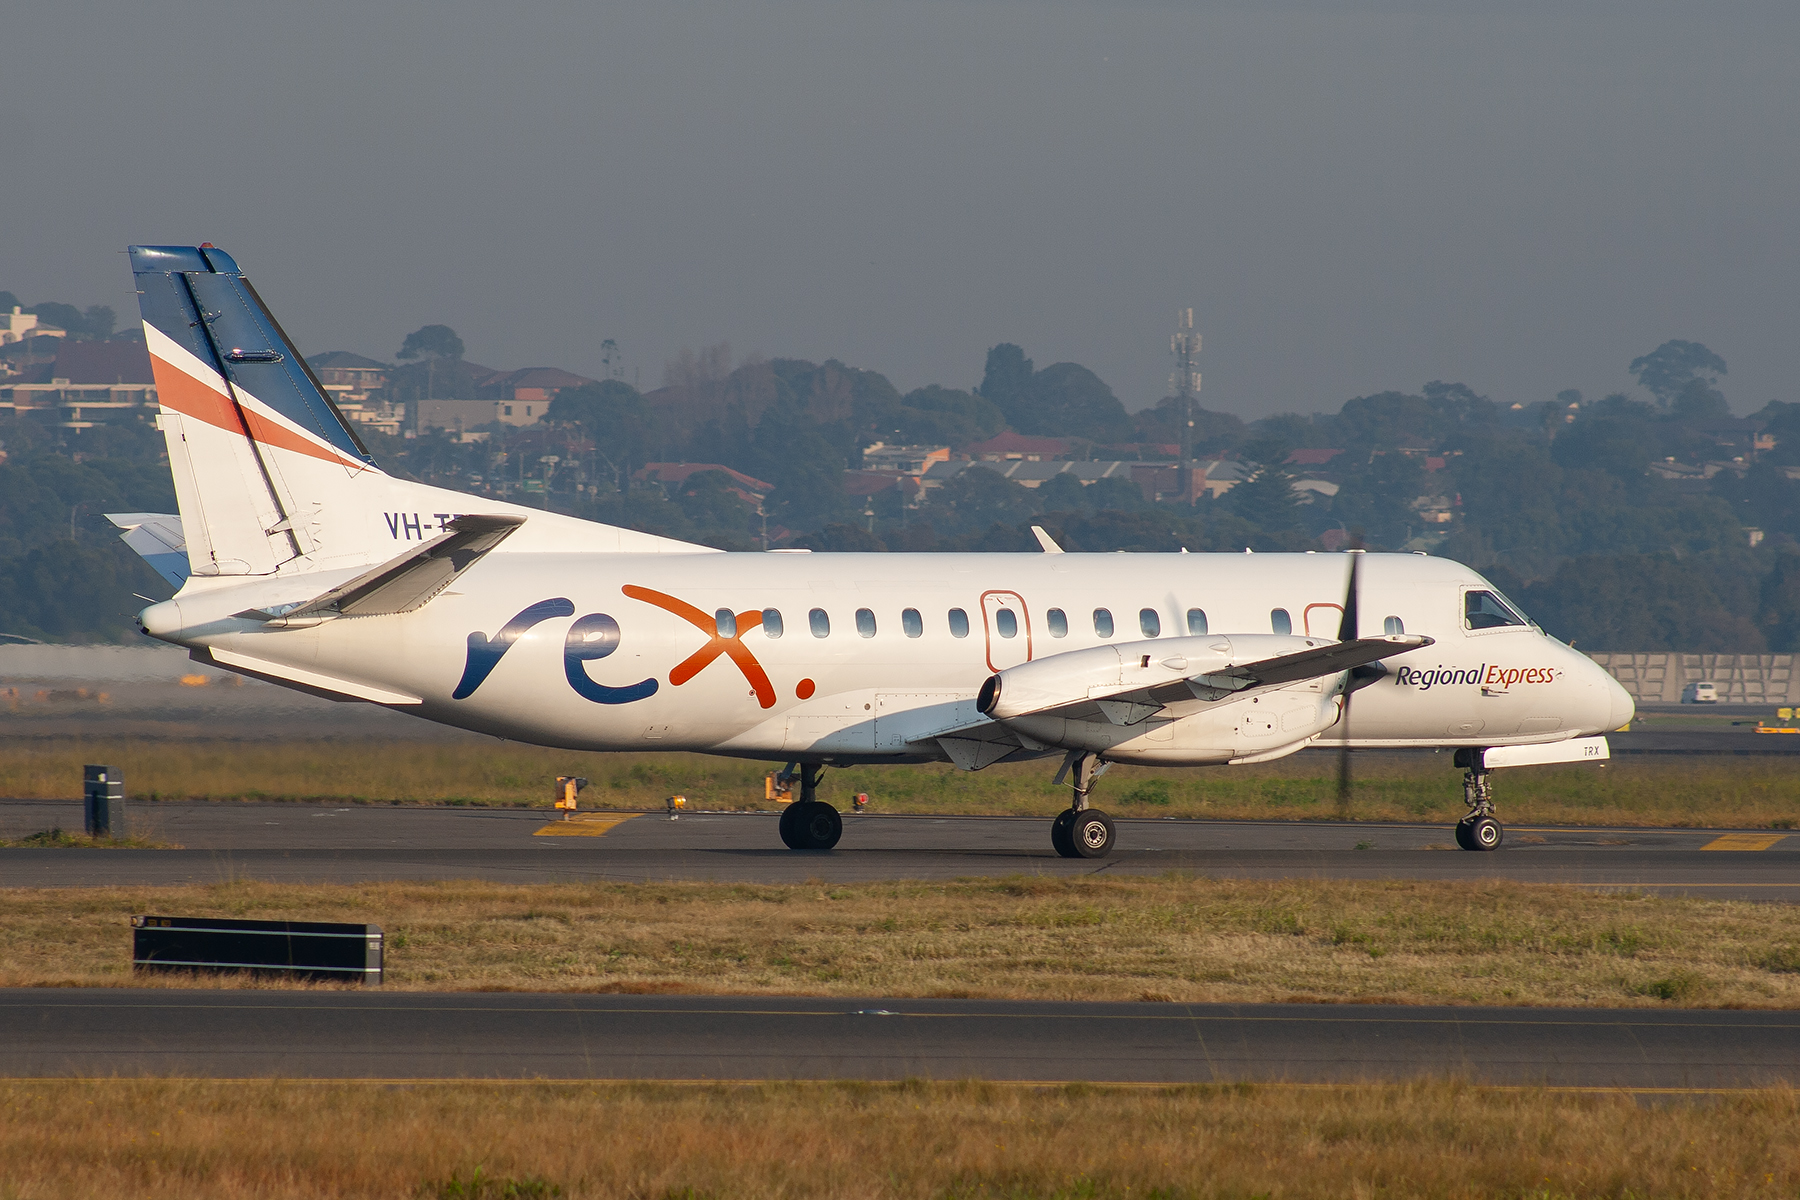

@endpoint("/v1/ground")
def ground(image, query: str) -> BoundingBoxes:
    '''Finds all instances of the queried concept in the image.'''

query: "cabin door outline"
[980,590,1033,673]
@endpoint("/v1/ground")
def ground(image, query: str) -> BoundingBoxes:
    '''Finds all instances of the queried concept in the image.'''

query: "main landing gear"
[777,763,842,850]
[1051,752,1115,859]
[1453,750,1503,852]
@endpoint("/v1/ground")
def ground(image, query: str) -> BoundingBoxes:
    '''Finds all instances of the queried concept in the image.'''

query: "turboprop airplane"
[112,244,1635,858]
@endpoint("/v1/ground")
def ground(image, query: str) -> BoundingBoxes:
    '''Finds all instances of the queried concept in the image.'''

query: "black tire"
[1454,819,1476,851]
[794,801,842,850]
[1051,809,1078,858]
[1468,815,1502,851]
[1070,809,1115,859]
[778,802,806,849]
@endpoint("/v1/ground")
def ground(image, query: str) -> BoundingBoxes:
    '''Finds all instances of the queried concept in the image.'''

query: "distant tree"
[1630,340,1726,408]
[548,380,654,476]
[396,325,464,361]
[1228,466,1304,535]
[0,291,18,312]
[1015,363,1130,442]
[674,469,756,537]
[20,302,113,339]
[794,522,887,552]
[978,344,1033,407]
[893,385,1006,447]
[1331,452,1427,549]
[1670,379,1731,422]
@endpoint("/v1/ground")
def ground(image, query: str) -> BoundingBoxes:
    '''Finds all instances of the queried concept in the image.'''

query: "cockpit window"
[1465,589,1527,630]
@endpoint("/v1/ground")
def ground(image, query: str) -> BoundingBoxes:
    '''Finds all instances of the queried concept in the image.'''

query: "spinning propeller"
[1336,545,1364,816]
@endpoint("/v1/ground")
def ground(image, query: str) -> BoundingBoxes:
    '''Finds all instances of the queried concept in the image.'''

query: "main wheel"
[1051,809,1078,858]
[1454,819,1476,851]
[790,801,842,850]
[1467,814,1502,851]
[779,802,806,849]
[1070,808,1115,859]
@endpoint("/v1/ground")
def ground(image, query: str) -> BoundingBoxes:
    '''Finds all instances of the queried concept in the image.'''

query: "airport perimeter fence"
[1588,653,1800,704]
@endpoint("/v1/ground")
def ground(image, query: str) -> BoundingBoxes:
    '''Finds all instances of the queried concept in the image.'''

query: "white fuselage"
[148,548,1633,766]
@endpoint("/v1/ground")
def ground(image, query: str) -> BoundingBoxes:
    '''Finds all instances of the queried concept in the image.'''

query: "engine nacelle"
[976,633,1346,765]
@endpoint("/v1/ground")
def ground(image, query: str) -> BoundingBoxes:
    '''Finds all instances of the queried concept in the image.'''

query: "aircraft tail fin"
[129,244,714,587]
[130,244,381,579]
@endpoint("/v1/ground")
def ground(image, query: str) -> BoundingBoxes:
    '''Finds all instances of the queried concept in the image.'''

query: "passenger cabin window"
[902,608,923,638]
[1384,616,1405,635]
[809,608,831,638]
[1465,590,1527,630]
[1187,608,1208,635]
[1047,608,1069,638]
[1093,608,1114,638]
[761,608,784,638]
[948,608,970,638]
[1139,608,1161,637]
[1270,608,1292,635]
[855,608,877,638]
[714,608,737,638]
[995,608,1019,638]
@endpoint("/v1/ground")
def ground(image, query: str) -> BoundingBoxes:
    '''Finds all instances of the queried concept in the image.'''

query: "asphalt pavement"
[1,801,1795,900]
[4,989,1795,1089]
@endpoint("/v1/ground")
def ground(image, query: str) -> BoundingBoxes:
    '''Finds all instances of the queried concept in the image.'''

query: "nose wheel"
[1051,753,1115,858]
[1453,754,1502,851]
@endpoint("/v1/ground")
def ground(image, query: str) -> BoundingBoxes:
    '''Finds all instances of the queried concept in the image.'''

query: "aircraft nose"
[1600,664,1635,731]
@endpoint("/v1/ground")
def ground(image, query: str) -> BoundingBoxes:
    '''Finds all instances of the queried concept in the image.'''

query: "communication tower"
[1170,308,1202,498]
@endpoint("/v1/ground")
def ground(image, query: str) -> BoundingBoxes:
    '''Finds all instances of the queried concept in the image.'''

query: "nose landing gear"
[777,763,842,850]
[1051,752,1115,858]
[1453,750,1503,851]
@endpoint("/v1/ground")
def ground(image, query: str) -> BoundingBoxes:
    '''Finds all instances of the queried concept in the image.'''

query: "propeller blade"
[1337,549,1361,642]
[1336,546,1364,816]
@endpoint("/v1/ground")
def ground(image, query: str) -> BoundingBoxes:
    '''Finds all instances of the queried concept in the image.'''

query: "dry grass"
[0,827,177,850]
[6,876,1800,1007]
[2,1077,1798,1199]
[6,736,1800,829]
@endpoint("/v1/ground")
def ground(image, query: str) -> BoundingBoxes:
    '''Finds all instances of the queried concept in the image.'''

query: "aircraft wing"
[994,633,1432,727]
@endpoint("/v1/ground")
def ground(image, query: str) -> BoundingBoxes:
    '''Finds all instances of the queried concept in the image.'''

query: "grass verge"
[0,826,175,849]
[2,1078,1797,1199]
[6,736,1800,828]
[6,876,1800,1007]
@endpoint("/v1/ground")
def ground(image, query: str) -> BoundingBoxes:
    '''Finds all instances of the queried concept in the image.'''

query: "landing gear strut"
[778,763,842,850]
[1453,749,1502,852]
[1051,752,1115,859]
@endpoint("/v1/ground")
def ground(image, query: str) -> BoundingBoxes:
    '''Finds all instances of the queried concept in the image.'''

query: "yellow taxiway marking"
[1701,833,1789,851]
[533,814,641,838]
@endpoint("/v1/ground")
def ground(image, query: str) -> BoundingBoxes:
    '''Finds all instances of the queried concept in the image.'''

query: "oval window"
[948,608,970,638]
[995,608,1018,638]
[1047,608,1068,638]
[761,608,784,639]
[1187,608,1208,635]
[1384,615,1405,635]
[1271,608,1291,635]
[1093,608,1114,638]
[856,608,877,638]
[714,607,737,638]
[809,608,831,638]
[902,608,923,638]
[1139,608,1161,638]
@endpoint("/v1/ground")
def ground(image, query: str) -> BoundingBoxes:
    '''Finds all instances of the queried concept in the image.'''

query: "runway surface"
[4,989,1795,1088]
[2,801,1795,899]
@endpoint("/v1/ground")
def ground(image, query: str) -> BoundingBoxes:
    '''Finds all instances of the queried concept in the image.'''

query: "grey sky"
[3,2,1796,420]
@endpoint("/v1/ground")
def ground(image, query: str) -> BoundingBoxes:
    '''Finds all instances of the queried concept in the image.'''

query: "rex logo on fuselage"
[452,585,775,708]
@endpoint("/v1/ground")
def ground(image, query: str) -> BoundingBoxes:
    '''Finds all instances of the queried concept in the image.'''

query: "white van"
[1682,681,1720,704]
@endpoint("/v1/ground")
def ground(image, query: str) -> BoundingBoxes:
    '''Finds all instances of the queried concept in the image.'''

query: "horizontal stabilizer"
[107,513,190,587]
[263,514,526,621]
